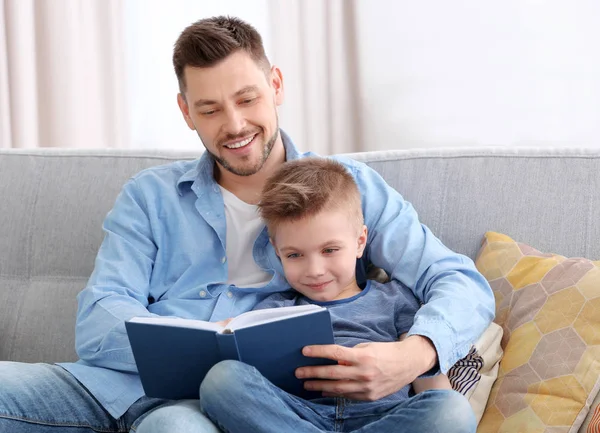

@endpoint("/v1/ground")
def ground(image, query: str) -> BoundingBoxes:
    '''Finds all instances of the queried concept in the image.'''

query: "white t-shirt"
[219,186,272,288]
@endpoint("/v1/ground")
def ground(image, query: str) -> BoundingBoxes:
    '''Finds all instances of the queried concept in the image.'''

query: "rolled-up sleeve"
[352,161,494,373]
[75,179,158,372]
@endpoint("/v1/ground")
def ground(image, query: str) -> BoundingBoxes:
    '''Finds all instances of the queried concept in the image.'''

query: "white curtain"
[0,0,127,148]
[268,0,365,155]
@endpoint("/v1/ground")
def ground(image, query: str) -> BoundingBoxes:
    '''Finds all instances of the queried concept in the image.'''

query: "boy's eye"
[323,248,338,254]
[286,253,300,259]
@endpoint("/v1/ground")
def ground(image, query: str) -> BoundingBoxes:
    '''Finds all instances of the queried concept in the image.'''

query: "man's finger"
[303,379,364,395]
[302,344,357,363]
[296,364,361,381]
[323,392,377,401]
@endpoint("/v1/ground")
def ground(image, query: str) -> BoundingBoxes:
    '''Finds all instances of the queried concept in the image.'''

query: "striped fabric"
[448,346,484,396]
[588,404,600,433]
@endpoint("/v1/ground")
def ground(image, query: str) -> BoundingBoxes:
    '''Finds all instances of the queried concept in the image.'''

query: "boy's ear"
[357,225,368,258]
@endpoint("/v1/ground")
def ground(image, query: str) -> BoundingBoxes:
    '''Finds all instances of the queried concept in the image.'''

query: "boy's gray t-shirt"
[254,279,422,403]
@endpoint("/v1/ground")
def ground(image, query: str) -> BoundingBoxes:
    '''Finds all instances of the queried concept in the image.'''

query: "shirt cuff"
[406,317,458,375]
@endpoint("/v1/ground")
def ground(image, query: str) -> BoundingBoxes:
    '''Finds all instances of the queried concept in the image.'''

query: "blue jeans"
[200,360,476,433]
[0,362,219,433]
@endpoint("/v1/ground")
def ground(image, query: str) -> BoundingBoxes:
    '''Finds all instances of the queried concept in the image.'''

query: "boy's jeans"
[0,362,219,433]
[201,360,477,433]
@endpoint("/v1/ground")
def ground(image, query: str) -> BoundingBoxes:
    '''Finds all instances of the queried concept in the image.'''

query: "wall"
[355,0,600,150]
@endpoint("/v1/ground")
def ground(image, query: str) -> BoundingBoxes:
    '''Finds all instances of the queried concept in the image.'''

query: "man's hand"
[295,335,438,401]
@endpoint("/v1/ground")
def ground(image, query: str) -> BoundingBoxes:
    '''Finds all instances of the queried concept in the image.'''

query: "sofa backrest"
[347,147,600,261]
[1,147,599,363]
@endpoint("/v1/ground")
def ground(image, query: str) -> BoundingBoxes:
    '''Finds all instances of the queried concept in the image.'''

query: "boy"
[201,158,476,433]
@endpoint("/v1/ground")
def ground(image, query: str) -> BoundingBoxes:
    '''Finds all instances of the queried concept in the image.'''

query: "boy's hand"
[295,335,437,401]
[215,318,233,327]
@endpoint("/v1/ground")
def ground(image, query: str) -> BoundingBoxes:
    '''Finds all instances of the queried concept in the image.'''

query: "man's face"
[177,51,284,177]
[273,209,368,303]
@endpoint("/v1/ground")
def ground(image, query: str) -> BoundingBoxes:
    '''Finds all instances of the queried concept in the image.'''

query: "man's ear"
[270,66,284,106]
[177,93,196,130]
[357,225,368,259]
[270,237,280,257]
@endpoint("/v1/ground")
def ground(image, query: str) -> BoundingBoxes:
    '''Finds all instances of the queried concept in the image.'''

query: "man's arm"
[399,332,452,394]
[354,161,495,373]
[296,159,494,400]
[75,179,158,372]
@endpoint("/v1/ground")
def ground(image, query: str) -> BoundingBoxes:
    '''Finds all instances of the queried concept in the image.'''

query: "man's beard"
[202,119,280,177]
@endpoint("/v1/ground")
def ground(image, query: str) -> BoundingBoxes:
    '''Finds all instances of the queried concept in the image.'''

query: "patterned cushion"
[476,232,600,433]
[449,322,503,425]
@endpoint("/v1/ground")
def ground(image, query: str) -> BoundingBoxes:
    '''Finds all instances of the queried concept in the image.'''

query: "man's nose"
[223,106,246,134]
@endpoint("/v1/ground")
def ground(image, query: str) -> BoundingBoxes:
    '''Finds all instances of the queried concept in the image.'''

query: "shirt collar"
[176,129,301,196]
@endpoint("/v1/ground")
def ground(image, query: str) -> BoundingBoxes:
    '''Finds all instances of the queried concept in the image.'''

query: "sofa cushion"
[476,232,600,433]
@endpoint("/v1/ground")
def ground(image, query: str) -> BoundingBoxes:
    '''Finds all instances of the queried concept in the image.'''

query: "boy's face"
[177,51,284,177]
[273,209,367,302]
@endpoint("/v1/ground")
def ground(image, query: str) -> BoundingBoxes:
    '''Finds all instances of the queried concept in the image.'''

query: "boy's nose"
[306,258,325,277]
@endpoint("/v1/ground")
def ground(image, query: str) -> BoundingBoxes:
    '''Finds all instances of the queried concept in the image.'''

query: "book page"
[128,316,224,332]
[227,304,324,331]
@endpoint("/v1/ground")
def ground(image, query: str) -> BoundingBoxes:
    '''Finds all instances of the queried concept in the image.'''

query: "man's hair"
[258,158,364,238]
[173,16,270,95]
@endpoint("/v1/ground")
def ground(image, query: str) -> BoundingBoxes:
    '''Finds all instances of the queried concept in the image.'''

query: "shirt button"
[221,256,227,264]
[199,290,206,297]
[227,291,233,298]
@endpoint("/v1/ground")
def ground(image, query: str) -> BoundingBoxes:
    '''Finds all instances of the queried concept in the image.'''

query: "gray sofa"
[1,146,599,427]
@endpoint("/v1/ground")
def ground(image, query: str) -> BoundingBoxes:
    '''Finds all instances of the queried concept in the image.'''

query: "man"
[0,16,494,433]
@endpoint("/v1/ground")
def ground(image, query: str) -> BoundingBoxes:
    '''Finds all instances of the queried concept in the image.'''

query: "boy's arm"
[75,179,159,373]
[412,374,453,394]
[352,160,495,374]
[215,318,233,327]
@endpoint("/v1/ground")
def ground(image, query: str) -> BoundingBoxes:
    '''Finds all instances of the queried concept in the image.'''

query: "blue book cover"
[125,305,336,400]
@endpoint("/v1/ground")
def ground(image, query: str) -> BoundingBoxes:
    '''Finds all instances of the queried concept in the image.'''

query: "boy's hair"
[173,16,270,95]
[258,158,364,238]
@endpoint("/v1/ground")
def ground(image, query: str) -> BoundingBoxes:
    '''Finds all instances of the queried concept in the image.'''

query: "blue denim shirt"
[59,130,494,418]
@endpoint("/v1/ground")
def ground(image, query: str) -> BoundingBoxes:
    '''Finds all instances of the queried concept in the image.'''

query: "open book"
[125,304,335,400]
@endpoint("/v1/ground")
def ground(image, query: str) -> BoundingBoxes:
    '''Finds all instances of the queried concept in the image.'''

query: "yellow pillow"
[476,232,600,433]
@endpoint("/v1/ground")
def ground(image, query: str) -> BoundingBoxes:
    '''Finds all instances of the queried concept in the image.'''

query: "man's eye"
[240,98,256,105]
[201,110,217,116]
